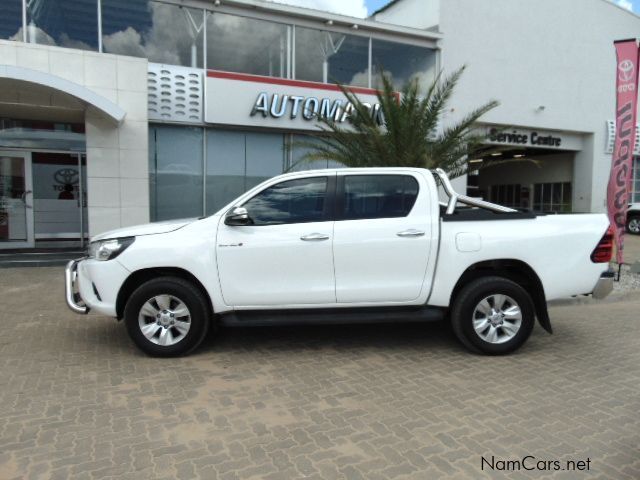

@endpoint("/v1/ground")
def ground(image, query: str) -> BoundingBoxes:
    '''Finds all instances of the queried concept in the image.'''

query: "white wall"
[0,40,149,235]
[438,0,640,213]
[373,0,640,213]
[373,0,439,31]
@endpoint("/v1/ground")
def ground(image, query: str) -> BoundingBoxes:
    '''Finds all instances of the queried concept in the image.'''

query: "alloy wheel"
[472,294,522,344]
[137,295,191,346]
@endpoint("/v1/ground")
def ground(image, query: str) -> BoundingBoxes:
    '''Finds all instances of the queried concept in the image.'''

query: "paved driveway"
[0,267,638,480]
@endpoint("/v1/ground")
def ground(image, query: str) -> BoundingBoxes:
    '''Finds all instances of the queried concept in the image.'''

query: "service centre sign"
[484,126,583,151]
[205,70,383,131]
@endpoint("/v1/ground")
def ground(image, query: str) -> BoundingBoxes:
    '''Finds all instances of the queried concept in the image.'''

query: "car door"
[216,174,337,307]
[333,172,432,304]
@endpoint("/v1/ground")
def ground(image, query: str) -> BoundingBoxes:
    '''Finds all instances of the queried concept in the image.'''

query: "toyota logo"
[54,168,79,185]
[619,59,635,83]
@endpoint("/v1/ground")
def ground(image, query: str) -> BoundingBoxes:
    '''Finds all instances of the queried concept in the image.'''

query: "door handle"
[397,229,425,238]
[300,233,330,241]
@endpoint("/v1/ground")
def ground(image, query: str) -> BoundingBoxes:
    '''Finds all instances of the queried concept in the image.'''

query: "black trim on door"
[324,173,338,221]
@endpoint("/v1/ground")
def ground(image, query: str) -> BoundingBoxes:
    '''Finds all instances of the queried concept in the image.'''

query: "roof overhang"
[0,65,126,125]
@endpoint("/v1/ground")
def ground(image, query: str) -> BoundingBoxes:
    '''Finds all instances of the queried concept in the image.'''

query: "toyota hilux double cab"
[65,168,615,356]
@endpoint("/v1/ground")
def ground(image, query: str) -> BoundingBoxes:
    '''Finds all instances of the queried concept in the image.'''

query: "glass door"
[0,151,34,249]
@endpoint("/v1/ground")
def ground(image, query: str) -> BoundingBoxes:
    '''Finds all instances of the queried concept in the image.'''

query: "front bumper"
[64,258,129,316]
[65,259,89,314]
[592,270,615,299]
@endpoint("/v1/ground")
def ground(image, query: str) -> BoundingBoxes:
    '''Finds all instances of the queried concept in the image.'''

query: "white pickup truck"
[65,168,614,356]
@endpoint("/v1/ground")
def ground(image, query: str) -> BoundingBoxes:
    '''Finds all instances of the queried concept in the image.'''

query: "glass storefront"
[295,27,369,86]
[3,1,437,90]
[149,125,287,220]
[25,0,99,50]
[206,13,288,77]
[0,119,85,151]
[533,182,572,213]
[372,39,437,90]
[289,135,343,171]
[102,0,204,68]
[0,0,22,41]
[149,125,203,221]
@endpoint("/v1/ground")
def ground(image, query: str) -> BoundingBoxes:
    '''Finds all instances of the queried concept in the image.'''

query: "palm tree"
[292,66,500,178]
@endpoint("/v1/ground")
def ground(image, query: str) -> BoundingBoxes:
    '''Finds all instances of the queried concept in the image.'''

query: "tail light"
[591,226,614,263]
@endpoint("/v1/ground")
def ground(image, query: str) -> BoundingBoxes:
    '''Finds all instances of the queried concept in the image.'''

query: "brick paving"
[0,267,639,479]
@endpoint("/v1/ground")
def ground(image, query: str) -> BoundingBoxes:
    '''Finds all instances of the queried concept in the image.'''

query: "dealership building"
[0,0,639,250]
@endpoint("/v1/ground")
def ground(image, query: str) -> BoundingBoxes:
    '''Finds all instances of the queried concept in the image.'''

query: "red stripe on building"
[206,69,380,96]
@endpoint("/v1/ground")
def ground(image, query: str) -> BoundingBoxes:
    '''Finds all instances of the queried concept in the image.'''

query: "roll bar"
[433,168,517,215]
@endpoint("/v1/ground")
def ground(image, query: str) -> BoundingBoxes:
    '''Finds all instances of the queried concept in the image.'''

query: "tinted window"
[295,27,369,86]
[341,175,418,220]
[149,125,203,221]
[1,0,22,41]
[372,39,436,90]
[26,0,99,50]
[243,177,328,225]
[102,0,204,67]
[207,12,288,77]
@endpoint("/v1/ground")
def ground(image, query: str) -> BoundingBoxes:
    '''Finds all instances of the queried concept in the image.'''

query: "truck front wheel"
[451,276,535,355]
[124,276,210,357]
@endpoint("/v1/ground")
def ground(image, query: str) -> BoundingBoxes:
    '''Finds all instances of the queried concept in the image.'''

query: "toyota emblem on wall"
[54,168,79,186]
[618,59,635,83]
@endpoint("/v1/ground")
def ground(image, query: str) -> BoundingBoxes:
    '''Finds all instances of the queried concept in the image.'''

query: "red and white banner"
[609,40,640,264]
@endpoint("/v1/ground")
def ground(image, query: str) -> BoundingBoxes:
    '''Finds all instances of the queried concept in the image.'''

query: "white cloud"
[266,0,368,18]
[614,0,634,11]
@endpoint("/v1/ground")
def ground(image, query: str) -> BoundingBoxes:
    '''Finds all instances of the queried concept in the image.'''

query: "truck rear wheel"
[627,215,640,235]
[451,276,535,355]
[124,276,210,357]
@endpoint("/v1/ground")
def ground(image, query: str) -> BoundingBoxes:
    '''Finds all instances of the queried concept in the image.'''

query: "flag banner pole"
[609,39,640,265]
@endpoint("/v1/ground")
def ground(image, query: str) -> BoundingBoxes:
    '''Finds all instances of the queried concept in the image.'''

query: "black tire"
[626,214,640,235]
[450,276,535,355]
[124,276,211,357]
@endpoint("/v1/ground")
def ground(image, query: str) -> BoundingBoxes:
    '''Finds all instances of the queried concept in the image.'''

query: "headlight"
[88,237,135,261]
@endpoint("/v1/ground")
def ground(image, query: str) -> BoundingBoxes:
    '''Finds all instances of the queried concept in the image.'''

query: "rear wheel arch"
[116,267,214,321]
[450,259,552,334]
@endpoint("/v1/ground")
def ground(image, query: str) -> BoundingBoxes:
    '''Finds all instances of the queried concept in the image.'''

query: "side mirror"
[225,206,251,226]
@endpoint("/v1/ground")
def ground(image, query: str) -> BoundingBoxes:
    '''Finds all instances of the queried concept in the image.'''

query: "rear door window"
[339,175,419,220]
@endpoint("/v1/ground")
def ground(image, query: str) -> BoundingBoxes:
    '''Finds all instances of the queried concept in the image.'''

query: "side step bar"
[220,306,445,327]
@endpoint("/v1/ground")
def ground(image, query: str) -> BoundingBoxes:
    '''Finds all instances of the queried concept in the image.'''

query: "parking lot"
[0,261,639,479]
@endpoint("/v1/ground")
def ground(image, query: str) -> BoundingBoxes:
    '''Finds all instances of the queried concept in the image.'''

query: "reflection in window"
[206,130,284,215]
[1,0,22,41]
[295,27,369,86]
[102,0,204,68]
[149,125,203,221]
[0,118,85,151]
[289,135,344,171]
[207,12,288,77]
[25,0,98,50]
[342,175,419,220]
[243,177,328,225]
[372,39,436,90]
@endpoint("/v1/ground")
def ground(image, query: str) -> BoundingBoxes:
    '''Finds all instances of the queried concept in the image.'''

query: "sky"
[267,0,638,18]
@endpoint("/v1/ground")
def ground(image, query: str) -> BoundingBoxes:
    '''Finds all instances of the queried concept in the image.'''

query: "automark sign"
[205,70,383,131]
